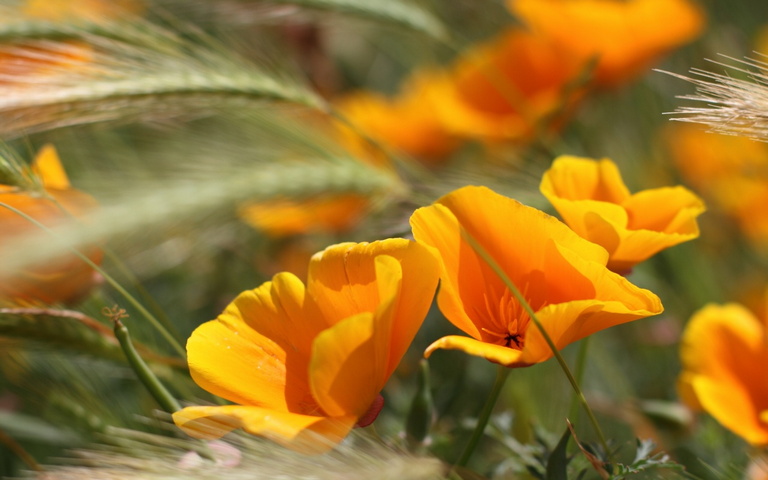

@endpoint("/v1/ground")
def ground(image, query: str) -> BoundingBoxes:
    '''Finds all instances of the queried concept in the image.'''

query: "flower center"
[476,288,532,350]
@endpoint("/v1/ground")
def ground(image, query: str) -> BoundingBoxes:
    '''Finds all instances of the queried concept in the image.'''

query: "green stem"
[460,228,613,460]
[454,364,510,468]
[112,314,181,413]
[568,336,591,422]
[0,202,186,358]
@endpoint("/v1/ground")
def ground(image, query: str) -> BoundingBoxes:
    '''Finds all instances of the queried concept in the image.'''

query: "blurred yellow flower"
[425,28,585,142]
[540,155,705,273]
[678,302,768,445]
[0,145,102,304]
[508,0,705,86]
[173,239,440,453]
[238,194,372,238]
[410,185,662,367]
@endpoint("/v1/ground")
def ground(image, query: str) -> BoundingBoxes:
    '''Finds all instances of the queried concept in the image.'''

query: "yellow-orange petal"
[425,335,525,366]
[624,186,704,232]
[186,273,327,413]
[521,296,661,365]
[307,239,439,392]
[31,144,71,190]
[372,243,440,378]
[540,156,630,203]
[307,241,385,322]
[308,239,439,343]
[679,303,768,445]
[173,405,356,454]
[309,312,380,418]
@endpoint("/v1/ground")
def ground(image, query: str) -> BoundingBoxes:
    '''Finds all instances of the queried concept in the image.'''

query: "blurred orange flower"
[0,145,102,304]
[334,74,460,164]
[508,0,705,86]
[410,185,662,367]
[540,155,705,273]
[678,302,768,445]
[238,194,372,238]
[666,124,768,245]
[425,28,585,142]
[173,239,440,453]
[22,0,143,22]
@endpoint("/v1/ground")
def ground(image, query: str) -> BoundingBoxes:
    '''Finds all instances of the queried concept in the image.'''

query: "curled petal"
[540,157,630,203]
[309,239,440,380]
[310,312,379,418]
[425,335,525,367]
[173,405,356,454]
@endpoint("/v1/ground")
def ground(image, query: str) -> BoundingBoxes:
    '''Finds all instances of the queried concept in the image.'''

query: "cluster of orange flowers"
[335,0,704,163]
[243,0,704,240]
[4,0,765,462]
[173,156,705,452]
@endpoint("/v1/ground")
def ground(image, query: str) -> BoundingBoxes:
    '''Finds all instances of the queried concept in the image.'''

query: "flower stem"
[568,336,591,422]
[108,307,181,414]
[460,228,613,460]
[454,364,510,468]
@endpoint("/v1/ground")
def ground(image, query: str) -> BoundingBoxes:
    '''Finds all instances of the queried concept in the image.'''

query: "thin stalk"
[108,307,181,414]
[568,337,591,422]
[460,228,613,460]
[0,203,186,358]
[454,365,510,468]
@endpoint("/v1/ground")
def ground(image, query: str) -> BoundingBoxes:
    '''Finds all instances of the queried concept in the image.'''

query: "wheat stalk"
[662,54,768,142]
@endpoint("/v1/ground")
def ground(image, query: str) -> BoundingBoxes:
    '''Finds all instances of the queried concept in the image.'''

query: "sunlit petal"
[186,274,323,413]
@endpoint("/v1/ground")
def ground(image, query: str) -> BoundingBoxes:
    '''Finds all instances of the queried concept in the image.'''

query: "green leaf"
[545,427,571,480]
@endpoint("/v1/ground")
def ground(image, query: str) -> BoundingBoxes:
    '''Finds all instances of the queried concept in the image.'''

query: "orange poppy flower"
[540,156,705,273]
[424,28,585,142]
[334,74,460,164]
[173,239,440,453]
[238,194,372,238]
[508,0,705,86]
[410,185,662,367]
[0,144,102,304]
[678,302,768,445]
